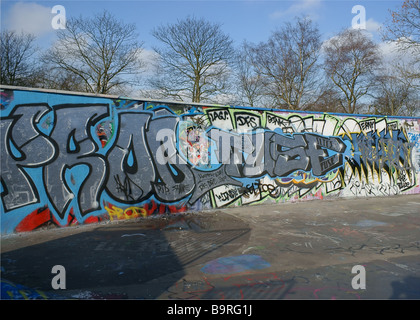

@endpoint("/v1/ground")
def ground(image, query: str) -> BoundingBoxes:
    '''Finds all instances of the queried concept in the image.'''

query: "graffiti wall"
[1,87,419,234]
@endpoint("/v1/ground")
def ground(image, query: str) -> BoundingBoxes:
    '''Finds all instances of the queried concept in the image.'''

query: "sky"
[0,0,408,96]
[1,0,403,48]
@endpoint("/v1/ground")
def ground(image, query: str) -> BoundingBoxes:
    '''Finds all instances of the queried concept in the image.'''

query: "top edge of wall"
[0,85,223,108]
[1,85,419,120]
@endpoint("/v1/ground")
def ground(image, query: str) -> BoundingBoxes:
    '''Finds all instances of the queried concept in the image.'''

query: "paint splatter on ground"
[1,279,65,300]
[354,220,388,228]
[201,255,271,275]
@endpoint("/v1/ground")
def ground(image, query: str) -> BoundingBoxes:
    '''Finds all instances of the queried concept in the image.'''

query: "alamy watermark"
[51,5,66,30]
[51,265,66,290]
[351,265,366,290]
[352,5,366,30]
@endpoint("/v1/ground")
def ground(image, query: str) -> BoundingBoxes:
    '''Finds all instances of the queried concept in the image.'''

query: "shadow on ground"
[390,276,420,299]
[1,212,250,299]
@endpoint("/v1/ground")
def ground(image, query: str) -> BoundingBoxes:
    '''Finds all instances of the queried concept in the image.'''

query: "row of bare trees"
[1,11,144,94]
[1,1,419,116]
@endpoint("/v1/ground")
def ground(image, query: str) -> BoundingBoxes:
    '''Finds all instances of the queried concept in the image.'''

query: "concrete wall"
[1,86,419,234]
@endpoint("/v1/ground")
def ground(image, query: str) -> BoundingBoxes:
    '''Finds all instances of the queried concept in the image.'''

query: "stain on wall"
[1,87,419,234]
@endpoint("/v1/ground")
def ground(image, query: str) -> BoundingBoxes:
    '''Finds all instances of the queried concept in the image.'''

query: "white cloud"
[377,40,419,66]
[365,18,382,33]
[4,2,54,36]
[270,0,323,20]
[378,41,400,62]
[137,49,160,75]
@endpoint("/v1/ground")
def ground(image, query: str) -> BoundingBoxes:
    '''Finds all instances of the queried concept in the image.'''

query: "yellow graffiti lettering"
[105,205,147,221]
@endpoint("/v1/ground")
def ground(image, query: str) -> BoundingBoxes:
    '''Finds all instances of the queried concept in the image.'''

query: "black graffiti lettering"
[266,114,288,127]
[349,180,400,197]
[319,156,338,173]
[396,171,411,190]
[215,188,240,202]
[208,110,230,122]
[243,182,277,196]
[154,183,170,194]
[315,136,333,149]
[236,115,258,128]
[360,120,375,131]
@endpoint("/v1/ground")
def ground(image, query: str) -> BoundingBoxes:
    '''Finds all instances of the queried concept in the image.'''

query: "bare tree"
[233,42,266,107]
[246,16,322,110]
[323,28,381,114]
[383,0,420,51]
[382,0,420,79]
[43,10,144,94]
[0,30,39,86]
[310,86,344,113]
[372,60,419,116]
[150,16,235,103]
[37,68,87,92]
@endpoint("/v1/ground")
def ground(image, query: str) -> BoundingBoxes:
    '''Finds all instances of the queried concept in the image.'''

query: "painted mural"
[1,87,419,234]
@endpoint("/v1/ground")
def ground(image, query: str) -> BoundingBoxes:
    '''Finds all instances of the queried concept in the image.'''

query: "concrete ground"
[1,194,420,301]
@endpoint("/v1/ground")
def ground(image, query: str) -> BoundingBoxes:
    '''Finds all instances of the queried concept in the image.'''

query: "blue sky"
[1,0,409,98]
[1,0,402,50]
